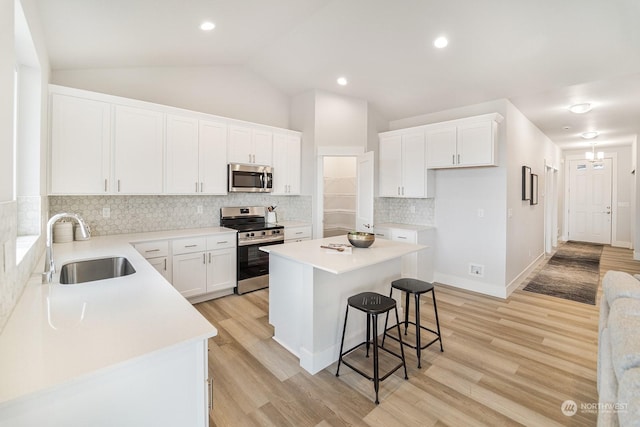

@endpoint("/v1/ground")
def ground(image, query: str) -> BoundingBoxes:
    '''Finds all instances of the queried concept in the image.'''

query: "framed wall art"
[522,166,531,201]
[531,173,538,205]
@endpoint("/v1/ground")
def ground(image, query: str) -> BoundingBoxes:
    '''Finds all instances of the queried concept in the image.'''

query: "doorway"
[568,158,613,244]
[322,157,357,237]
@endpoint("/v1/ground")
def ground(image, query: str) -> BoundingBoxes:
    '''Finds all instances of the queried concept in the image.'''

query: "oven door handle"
[237,237,284,247]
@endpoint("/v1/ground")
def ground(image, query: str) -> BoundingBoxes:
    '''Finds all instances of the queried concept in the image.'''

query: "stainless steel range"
[220,206,284,294]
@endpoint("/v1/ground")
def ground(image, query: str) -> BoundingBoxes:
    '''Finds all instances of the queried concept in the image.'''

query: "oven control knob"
[248,232,254,237]
[261,231,266,236]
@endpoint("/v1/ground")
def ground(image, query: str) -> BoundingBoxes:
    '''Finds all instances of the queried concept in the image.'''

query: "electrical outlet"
[197,205,203,214]
[102,207,110,218]
[469,263,484,277]
[477,208,484,218]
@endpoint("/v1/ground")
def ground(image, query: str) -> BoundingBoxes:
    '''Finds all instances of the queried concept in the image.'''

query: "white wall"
[504,100,560,289]
[52,65,291,129]
[314,90,367,148]
[1,0,50,332]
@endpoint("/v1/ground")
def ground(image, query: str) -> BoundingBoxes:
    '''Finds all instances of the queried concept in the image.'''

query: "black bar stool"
[336,292,408,404]
[383,278,443,368]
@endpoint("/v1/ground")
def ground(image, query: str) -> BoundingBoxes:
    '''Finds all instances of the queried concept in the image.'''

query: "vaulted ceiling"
[35,0,640,149]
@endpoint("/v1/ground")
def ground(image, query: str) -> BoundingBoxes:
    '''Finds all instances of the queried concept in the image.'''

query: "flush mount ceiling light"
[581,131,599,139]
[200,21,215,31]
[433,36,448,49]
[568,103,592,114]
[336,76,348,86]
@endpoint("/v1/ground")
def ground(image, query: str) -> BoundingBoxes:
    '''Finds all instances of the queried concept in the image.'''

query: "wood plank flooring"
[195,245,640,426]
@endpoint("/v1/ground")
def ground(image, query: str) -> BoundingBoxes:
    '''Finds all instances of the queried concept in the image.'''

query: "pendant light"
[585,143,604,161]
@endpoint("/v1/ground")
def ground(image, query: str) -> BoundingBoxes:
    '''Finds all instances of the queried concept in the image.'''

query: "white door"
[356,152,374,232]
[569,159,612,244]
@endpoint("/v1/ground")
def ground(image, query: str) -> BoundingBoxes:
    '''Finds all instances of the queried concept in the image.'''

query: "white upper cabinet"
[113,105,164,194]
[425,113,502,169]
[228,125,273,165]
[166,115,227,194]
[379,130,434,198]
[198,119,228,194]
[166,114,199,194]
[272,133,301,195]
[50,94,111,194]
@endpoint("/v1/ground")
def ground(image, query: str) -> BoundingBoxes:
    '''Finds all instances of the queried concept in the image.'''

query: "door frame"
[563,152,618,245]
[315,146,365,239]
[544,161,559,254]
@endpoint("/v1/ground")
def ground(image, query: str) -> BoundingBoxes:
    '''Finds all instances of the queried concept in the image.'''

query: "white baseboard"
[505,252,545,297]
[433,272,507,299]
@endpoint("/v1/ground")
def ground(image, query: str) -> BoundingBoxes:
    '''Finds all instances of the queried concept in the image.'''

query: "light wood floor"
[195,245,640,426]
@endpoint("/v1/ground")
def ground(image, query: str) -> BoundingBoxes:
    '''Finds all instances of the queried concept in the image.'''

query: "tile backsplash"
[374,197,435,226]
[49,194,312,236]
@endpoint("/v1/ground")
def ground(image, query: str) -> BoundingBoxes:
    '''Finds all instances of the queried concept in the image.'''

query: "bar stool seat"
[383,278,443,368]
[336,292,408,404]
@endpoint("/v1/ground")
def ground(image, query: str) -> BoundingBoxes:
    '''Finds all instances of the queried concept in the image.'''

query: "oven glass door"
[237,240,282,281]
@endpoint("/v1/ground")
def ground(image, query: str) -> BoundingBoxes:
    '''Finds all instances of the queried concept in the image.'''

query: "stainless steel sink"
[59,257,136,284]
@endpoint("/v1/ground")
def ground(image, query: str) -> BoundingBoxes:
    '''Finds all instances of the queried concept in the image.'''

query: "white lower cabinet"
[172,233,236,301]
[134,240,171,282]
[374,224,434,282]
[284,225,312,242]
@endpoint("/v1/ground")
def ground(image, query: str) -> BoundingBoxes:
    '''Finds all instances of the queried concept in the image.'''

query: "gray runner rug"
[522,241,603,305]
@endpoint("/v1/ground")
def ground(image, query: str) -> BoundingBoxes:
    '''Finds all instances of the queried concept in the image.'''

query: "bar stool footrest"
[339,341,406,382]
[384,321,442,351]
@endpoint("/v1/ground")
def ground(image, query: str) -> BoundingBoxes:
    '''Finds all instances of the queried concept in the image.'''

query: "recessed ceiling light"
[568,103,592,114]
[563,126,571,130]
[581,131,599,139]
[200,22,215,31]
[337,77,348,86]
[433,36,448,49]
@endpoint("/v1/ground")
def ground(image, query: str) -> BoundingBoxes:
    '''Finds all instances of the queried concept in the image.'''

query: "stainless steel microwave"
[228,163,273,193]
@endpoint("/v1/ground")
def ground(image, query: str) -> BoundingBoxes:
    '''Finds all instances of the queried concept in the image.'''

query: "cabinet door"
[378,135,402,196]
[206,248,236,293]
[252,129,273,165]
[272,134,301,195]
[401,132,426,198]
[147,256,171,282]
[50,94,111,194]
[457,120,496,167]
[227,125,253,164]
[426,126,457,168]
[166,114,199,194]
[114,106,164,194]
[172,252,207,297]
[199,119,228,194]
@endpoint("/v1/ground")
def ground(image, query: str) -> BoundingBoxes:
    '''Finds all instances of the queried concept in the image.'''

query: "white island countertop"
[261,235,426,275]
[0,227,231,408]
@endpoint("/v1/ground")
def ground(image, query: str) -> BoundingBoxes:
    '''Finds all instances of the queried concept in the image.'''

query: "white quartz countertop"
[261,235,426,275]
[0,228,229,407]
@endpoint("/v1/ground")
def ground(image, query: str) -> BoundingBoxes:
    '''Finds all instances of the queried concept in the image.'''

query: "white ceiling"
[34,0,640,150]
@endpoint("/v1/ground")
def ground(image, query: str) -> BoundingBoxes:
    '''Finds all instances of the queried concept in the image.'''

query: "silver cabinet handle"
[195,182,198,192]
[185,244,198,248]
[217,241,228,244]
[397,236,408,239]
[457,154,461,164]
[117,179,121,192]
[295,232,303,235]
[200,182,203,192]
[104,179,108,192]
[208,252,212,263]
[145,249,160,253]
[452,154,455,164]
[163,258,167,271]
[202,253,206,264]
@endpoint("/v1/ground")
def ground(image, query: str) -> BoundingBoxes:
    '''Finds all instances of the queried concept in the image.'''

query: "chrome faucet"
[42,213,90,284]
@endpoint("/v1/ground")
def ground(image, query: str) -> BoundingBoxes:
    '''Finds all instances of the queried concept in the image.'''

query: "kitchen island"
[261,235,426,374]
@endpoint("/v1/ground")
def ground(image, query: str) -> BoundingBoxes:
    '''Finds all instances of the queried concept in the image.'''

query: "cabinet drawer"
[206,234,236,250]
[285,226,311,241]
[373,228,391,239]
[391,230,417,243]
[134,240,169,258]
[172,237,207,255]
